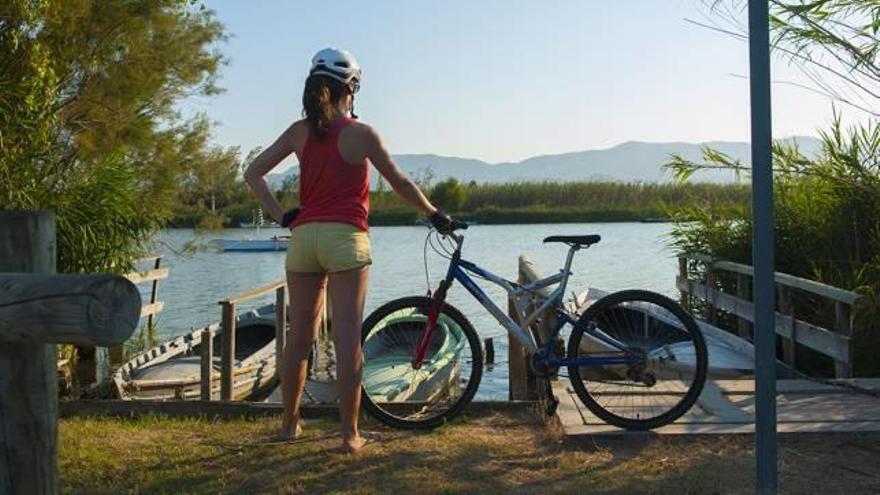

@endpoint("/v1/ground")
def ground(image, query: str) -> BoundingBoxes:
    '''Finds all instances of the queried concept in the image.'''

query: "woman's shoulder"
[341,119,380,142]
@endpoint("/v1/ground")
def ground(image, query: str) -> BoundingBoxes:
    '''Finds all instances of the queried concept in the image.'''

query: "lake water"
[149,223,677,400]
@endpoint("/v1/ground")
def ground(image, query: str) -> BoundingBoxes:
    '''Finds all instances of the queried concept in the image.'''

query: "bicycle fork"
[412,277,452,368]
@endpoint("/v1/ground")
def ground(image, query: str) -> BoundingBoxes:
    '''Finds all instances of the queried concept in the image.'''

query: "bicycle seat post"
[559,243,580,296]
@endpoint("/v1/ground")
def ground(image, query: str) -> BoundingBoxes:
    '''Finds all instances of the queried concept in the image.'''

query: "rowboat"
[362,310,467,403]
[112,304,279,400]
[571,288,788,377]
[214,236,289,252]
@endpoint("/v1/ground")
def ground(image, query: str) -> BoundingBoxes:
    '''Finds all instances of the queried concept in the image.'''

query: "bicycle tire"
[360,296,483,429]
[566,289,708,430]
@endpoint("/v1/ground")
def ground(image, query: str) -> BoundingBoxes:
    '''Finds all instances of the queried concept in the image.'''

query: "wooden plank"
[200,326,213,401]
[678,278,851,363]
[0,273,141,346]
[0,210,58,494]
[59,399,536,420]
[220,303,236,401]
[123,267,169,285]
[139,301,164,318]
[834,302,853,378]
[220,280,285,306]
[682,253,863,305]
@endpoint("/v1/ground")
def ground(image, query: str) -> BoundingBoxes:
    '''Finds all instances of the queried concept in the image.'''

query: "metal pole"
[748,1,777,493]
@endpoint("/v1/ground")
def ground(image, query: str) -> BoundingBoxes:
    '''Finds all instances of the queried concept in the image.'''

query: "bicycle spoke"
[568,290,707,429]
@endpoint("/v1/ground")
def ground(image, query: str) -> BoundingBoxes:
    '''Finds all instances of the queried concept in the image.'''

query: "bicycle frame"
[413,232,634,369]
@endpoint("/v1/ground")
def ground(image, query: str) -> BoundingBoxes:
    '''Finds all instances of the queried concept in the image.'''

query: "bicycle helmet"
[310,47,362,92]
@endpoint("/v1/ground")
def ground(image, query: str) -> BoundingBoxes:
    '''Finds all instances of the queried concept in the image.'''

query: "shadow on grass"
[60,412,880,495]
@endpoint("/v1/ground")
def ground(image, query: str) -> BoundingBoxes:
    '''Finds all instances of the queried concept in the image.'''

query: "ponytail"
[302,75,349,140]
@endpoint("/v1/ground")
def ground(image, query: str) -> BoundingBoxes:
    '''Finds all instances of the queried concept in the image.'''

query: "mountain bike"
[360,222,708,430]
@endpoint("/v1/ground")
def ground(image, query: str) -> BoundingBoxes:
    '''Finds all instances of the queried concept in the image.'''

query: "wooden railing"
[213,280,287,401]
[678,253,864,378]
[124,255,168,329]
[1,211,140,494]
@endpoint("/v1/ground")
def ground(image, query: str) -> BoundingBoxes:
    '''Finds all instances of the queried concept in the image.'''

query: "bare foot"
[339,431,382,454]
[275,420,303,442]
[340,435,366,454]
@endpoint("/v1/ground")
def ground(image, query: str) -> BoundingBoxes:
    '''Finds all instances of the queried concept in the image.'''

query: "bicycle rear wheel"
[566,290,707,430]
[360,296,483,429]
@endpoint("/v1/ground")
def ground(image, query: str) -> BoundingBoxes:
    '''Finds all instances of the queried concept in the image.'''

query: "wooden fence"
[0,211,140,494]
[124,255,168,330]
[71,255,169,387]
[677,253,864,378]
[212,280,287,401]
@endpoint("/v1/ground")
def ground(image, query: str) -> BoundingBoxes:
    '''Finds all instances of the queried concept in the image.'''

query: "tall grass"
[368,181,750,225]
[667,118,880,376]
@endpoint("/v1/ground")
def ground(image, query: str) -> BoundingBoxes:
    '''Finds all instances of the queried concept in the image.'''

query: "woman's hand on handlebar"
[429,210,466,235]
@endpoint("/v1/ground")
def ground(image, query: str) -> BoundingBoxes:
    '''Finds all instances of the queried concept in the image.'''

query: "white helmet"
[310,47,362,91]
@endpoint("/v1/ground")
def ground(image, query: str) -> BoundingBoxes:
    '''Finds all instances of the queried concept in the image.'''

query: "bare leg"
[278,271,326,440]
[328,266,369,453]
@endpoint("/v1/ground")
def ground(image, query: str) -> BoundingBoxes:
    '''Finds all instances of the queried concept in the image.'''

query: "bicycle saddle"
[542,235,601,246]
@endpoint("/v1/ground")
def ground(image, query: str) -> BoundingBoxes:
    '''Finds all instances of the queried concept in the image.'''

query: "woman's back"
[291,117,370,231]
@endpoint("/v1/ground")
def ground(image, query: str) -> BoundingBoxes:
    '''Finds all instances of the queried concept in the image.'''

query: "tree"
[430,178,467,212]
[670,1,880,375]
[0,0,230,271]
[698,1,879,116]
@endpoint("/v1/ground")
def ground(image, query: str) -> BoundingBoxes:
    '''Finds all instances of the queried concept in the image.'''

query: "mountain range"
[266,137,820,188]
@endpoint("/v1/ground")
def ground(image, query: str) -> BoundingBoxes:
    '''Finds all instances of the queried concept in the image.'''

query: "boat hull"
[112,304,279,401]
[215,237,289,252]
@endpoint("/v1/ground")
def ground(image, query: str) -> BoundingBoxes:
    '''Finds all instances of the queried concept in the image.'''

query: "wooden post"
[483,338,495,364]
[678,257,690,312]
[736,273,752,339]
[778,286,796,367]
[147,257,161,331]
[200,326,214,401]
[507,296,529,401]
[834,302,852,378]
[275,286,287,380]
[220,302,236,401]
[0,211,58,494]
[705,265,718,325]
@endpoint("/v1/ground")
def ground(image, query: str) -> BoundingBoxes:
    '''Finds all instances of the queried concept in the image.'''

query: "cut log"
[0,274,141,346]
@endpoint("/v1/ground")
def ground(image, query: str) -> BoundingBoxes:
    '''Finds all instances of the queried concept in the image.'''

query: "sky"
[190,0,851,171]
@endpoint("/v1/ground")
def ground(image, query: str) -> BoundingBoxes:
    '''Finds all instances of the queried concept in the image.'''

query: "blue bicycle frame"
[432,233,636,369]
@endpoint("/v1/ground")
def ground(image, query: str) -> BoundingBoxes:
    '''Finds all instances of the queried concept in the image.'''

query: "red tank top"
[291,117,370,231]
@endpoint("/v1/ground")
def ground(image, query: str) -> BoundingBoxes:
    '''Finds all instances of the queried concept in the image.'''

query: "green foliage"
[367,180,749,225]
[667,118,880,375]
[0,0,231,272]
[430,177,467,212]
[706,1,879,116]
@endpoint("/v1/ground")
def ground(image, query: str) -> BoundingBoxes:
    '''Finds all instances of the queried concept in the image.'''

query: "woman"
[245,47,453,453]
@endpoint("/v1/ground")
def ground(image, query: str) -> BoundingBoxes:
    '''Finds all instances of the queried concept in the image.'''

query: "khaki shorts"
[285,222,372,273]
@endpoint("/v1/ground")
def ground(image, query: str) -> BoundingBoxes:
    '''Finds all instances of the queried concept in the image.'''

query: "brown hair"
[302,74,349,140]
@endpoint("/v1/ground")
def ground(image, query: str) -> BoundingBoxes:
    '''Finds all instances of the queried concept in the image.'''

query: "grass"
[59,410,880,494]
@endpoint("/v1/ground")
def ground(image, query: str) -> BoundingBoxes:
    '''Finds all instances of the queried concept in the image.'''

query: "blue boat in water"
[215,235,290,252]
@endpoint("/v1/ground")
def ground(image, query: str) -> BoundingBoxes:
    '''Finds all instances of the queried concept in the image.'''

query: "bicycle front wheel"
[567,290,708,430]
[361,296,483,429]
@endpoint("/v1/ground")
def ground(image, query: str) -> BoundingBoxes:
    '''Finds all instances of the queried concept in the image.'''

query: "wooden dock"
[554,378,880,437]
